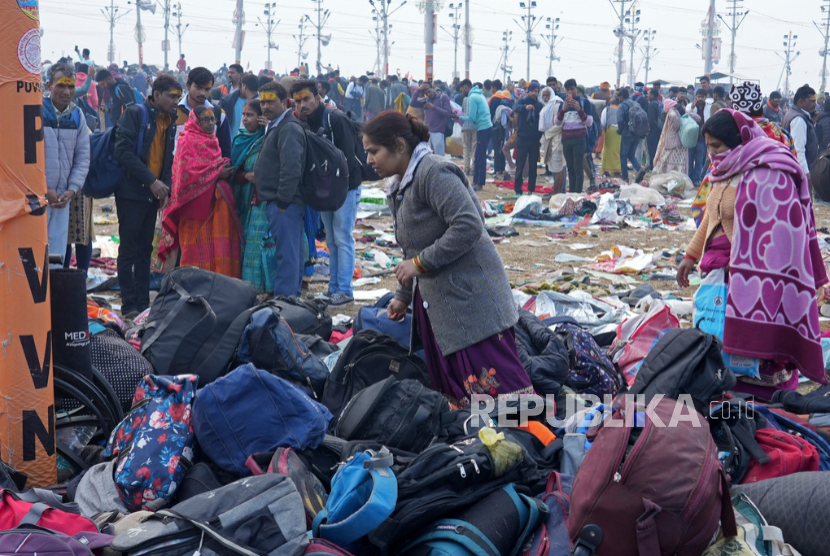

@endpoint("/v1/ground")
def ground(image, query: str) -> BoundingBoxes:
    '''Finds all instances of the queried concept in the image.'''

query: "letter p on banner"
[0,0,56,486]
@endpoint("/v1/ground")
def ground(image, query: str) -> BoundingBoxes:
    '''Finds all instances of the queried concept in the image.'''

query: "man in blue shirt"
[221,73,260,140]
[513,80,544,194]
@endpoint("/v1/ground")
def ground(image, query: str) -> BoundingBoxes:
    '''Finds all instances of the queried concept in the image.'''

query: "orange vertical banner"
[0,0,57,486]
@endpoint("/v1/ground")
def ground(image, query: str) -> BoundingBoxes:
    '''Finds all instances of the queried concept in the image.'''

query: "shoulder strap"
[136,104,150,157]
[193,305,259,384]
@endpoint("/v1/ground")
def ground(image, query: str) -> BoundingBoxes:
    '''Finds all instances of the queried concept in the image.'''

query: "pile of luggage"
[9,267,830,555]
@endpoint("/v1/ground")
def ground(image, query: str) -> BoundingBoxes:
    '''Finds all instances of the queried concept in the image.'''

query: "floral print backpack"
[103,374,198,511]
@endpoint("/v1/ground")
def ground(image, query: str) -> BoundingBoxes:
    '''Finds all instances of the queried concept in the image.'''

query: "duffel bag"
[89,323,152,413]
[103,374,199,512]
[0,488,99,537]
[401,483,547,556]
[334,377,449,453]
[110,474,309,556]
[272,296,333,340]
[0,524,112,556]
[139,267,258,383]
[193,364,332,476]
[234,306,330,399]
[732,471,830,556]
[321,329,430,418]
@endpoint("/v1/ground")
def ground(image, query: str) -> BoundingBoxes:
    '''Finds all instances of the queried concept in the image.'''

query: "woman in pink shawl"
[677,109,829,397]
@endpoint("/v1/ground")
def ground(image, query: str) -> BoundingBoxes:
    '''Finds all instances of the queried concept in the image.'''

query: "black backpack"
[298,119,350,212]
[626,328,736,415]
[333,377,449,454]
[626,100,650,137]
[367,431,539,554]
[139,267,258,384]
[321,329,429,418]
[811,147,830,202]
[708,399,771,483]
[270,296,332,340]
[514,310,570,396]
[323,107,381,182]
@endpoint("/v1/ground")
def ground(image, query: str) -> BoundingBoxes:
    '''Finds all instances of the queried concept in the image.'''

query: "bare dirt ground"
[90,164,830,328]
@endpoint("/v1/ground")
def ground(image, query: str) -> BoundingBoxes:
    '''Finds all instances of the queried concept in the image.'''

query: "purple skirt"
[413,287,534,409]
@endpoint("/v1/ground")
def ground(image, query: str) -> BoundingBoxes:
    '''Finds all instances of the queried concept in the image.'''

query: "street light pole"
[609,0,628,89]
[514,1,539,80]
[718,0,748,84]
[233,0,244,64]
[369,0,406,79]
[815,0,830,91]
[624,3,641,86]
[541,17,561,78]
[640,29,657,85]
[293,17,309,70]
[257,3,279,71]
[464,0,471,78]
[172,3,188,60]
[101,0,130,65]
[441,2,462,79]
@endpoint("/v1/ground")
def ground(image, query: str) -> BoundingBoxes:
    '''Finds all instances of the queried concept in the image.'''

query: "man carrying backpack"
[95,68,135,126]
[292,79,362,306]
[616,88,648,183]
[114,75,181,317]
[255,81,308,298]
[43,62,90,264]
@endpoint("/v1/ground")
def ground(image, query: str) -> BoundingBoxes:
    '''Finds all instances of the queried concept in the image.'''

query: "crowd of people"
[41,45,830,401]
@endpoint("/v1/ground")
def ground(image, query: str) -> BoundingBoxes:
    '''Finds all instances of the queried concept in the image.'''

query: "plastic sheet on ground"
[510,194,544,219]
[618,184,666,207]
[533,289,626,328]
[548,193,587,210]
[580,268,639,285]
[588,246,656,274]
[591,193,620,224]
[353,289,391,301]
[648,171,695,198]
[93,236,120,259]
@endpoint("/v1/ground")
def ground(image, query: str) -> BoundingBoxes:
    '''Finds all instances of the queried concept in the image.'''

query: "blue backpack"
[234,305,331,399]
[313,449,397,553]
[83,103,149,199]
[523,472,573,556]
[192,364,333,476]
[103,374,199,511]
[401,483,548,556]
[353,292,423,358]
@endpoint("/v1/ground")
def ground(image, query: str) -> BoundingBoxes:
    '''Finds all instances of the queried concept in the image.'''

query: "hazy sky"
[40,0,829,94]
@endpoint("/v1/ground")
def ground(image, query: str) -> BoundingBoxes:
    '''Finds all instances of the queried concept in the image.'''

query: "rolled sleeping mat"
[731,471,830,556]
[50,268,92,380]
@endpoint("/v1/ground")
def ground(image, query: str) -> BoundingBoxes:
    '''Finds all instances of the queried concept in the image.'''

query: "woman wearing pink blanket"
[677,109,829,398]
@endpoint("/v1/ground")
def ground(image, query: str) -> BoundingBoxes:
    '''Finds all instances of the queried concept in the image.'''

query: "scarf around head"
[709,110,829,382]
[159,109,230,261]
[663,98,677,113]
[231,126,265,173]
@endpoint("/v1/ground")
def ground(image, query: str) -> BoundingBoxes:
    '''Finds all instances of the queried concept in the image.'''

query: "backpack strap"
[140,283,216,375]
[135,103,150,160]
[193,305,260,384]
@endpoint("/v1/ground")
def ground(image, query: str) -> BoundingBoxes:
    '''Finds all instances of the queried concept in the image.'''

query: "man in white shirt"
[782,85,818,178]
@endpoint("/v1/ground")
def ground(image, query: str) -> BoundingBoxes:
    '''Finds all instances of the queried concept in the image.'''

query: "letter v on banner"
[0,0,56,486]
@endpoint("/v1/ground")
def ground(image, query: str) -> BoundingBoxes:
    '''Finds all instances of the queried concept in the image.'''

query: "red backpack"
[742,428,820,483]
[0,489,99,536]
[568,397,736,556]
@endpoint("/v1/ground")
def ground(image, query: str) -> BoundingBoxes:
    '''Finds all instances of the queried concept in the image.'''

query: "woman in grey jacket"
[361,111,534,409]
